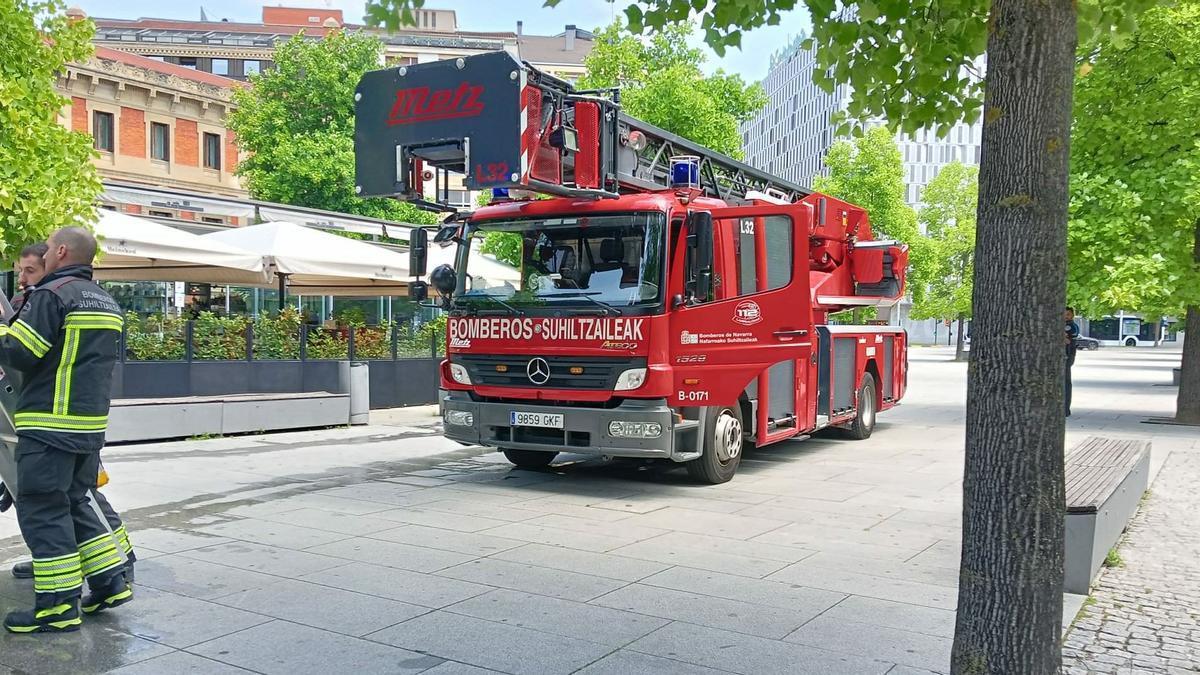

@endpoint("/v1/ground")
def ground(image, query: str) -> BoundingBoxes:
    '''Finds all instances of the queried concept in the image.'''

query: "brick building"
[58,24,248,223]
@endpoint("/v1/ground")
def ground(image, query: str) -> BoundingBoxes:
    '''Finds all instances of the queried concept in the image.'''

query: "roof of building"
[91,16,515,41]
[92,45,248,88]
[516,30,593,67]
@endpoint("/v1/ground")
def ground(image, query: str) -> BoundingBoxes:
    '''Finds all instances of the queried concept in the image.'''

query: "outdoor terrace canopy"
[201,221,413,296]
[92,209,269,285]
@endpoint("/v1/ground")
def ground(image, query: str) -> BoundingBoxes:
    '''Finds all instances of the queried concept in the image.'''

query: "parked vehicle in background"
[1086,312,1178,347]
[1073,336,1100,351]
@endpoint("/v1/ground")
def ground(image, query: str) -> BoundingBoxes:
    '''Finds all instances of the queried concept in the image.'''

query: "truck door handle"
[773,329,809,338]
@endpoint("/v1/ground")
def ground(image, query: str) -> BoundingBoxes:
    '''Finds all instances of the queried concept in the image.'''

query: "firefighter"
[2,241,137,584]
[0,227,132,633]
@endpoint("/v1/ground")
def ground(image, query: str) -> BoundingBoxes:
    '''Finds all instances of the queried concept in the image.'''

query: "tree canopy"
[577,20,765,159]
[0,0,101,256]
[1068,0,1200,321]
[910,162,979,344]
[227,31,435,225]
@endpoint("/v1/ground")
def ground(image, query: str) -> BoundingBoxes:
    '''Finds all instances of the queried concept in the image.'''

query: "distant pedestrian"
[1065,307,1080,417]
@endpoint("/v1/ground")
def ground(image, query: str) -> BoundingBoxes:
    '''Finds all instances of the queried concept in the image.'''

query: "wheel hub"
[713,411,742,463]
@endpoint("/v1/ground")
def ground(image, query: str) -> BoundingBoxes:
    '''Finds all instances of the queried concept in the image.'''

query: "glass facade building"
[740,36,984,209]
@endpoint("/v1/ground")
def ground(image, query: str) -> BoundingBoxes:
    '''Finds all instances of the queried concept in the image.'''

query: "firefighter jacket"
[0,265,122,453]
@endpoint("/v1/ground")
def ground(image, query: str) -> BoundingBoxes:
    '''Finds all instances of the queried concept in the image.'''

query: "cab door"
[669,203,815,443]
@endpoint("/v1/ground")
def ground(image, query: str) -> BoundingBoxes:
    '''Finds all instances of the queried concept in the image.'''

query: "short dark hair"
[20,242,48,260]
[1066,306,1075,313]
[49,227,98,265]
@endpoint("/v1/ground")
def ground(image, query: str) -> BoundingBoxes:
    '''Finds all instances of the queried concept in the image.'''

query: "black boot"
[81,575,133,615]
[4,601,82,634]
[11,561,33,579]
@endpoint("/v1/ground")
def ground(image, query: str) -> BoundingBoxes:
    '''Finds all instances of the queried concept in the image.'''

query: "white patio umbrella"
[201,221,412,298]
[92,209,269,285]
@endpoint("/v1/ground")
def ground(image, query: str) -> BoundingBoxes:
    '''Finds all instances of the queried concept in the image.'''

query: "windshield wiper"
[457,295,524,316]
[544,291,623,316]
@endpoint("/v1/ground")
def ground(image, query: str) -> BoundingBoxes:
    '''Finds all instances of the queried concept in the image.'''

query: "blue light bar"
[491,187,510,200]
[670,155,700,189]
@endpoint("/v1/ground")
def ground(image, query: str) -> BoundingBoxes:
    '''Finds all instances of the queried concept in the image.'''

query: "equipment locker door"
[670,203,815,444]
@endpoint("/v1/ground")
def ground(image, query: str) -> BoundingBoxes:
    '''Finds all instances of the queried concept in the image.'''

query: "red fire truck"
[354,52,909,483]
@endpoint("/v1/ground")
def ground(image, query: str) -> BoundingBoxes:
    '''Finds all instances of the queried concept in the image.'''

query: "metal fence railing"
[121,314,445,363]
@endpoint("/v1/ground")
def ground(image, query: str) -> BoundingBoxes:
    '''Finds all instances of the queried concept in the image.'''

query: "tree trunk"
[955,316,966,361]
[1177,219,1200,423]
[952,1,1075,673]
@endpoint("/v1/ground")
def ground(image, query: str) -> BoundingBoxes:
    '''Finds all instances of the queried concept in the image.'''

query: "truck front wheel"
[845,373,877,440]
[685,406,743,484]
[502,448,558,469]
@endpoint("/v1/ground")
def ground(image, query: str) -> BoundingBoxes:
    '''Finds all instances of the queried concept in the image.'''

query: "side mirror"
[409,227,429,278]
[433,225,460,244]
[686,212,714,302]
[408,280,429,302]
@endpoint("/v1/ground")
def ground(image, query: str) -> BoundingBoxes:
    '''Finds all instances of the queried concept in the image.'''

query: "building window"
[148,209,173,218]
[150,122,170,162]
[201,216,224,224]
[203,132,222,170]
[93,111,114,152]
[178,57,198,69]
[244,60,261,75]
[211,58,230,75]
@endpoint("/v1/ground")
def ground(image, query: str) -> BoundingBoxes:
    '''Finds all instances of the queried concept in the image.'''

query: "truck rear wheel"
[845,373,877,440]
[502,448,558,469]
[685,406,743,484]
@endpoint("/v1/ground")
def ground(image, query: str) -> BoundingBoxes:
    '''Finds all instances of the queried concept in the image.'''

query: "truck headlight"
[614,368,647,391]
[445,410,474,427]
[448,362,471,385]
[608,421,662,438]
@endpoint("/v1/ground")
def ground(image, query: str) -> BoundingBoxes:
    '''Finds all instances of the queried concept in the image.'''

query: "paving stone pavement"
[0,346,1189,674]
[1062,447,1200,675]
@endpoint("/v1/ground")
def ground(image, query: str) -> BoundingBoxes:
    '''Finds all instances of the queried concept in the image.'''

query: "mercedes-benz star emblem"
[526,357,551,385]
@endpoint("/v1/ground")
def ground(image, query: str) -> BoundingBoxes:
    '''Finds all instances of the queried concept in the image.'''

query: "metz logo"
[387,82,484,126]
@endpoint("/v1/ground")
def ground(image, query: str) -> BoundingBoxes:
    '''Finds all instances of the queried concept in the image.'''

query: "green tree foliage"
[811,127,926,299]
[227,31,435,225]
[1069,1,1200,320]
[1069,0,1200,423]
[0,0,101,256]
[578,20,766,159]
[910,162,979,360]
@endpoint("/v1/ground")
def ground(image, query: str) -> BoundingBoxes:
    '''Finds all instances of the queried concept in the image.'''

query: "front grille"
[456,355,645,390]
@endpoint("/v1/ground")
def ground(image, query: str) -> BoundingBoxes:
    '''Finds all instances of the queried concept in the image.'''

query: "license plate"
[510,411,564,428]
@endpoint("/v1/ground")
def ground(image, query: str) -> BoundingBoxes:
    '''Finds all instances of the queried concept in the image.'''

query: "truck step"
[674,419,700,432]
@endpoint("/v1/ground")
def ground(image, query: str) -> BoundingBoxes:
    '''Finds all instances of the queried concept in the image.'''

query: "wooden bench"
[1064,436,1151,594]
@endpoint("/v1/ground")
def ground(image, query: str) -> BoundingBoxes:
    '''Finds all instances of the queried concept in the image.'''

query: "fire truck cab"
[354,51,908,483]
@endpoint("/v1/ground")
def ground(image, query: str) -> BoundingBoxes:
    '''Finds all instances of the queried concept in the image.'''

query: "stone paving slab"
[368,611,614,675]
[436,558,628,603]
[189,619,444,674]
[446,588,669,647]
[0,345,1186,675]
[489,543,669,582]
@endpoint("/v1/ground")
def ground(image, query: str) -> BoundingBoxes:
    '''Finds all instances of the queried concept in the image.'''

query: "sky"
[71,0,812,80]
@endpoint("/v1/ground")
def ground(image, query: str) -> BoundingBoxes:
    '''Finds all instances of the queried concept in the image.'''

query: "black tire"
[1124,337,1137,347]
[502,448,558,469]
[685,405,744,484]
[846,373,877,440]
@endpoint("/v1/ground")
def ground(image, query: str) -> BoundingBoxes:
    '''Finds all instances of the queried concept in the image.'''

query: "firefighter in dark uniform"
[0,228,133,633]
[2,242,137,585]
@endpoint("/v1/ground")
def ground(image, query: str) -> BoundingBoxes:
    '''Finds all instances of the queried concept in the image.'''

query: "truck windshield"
[457,212,666,311]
